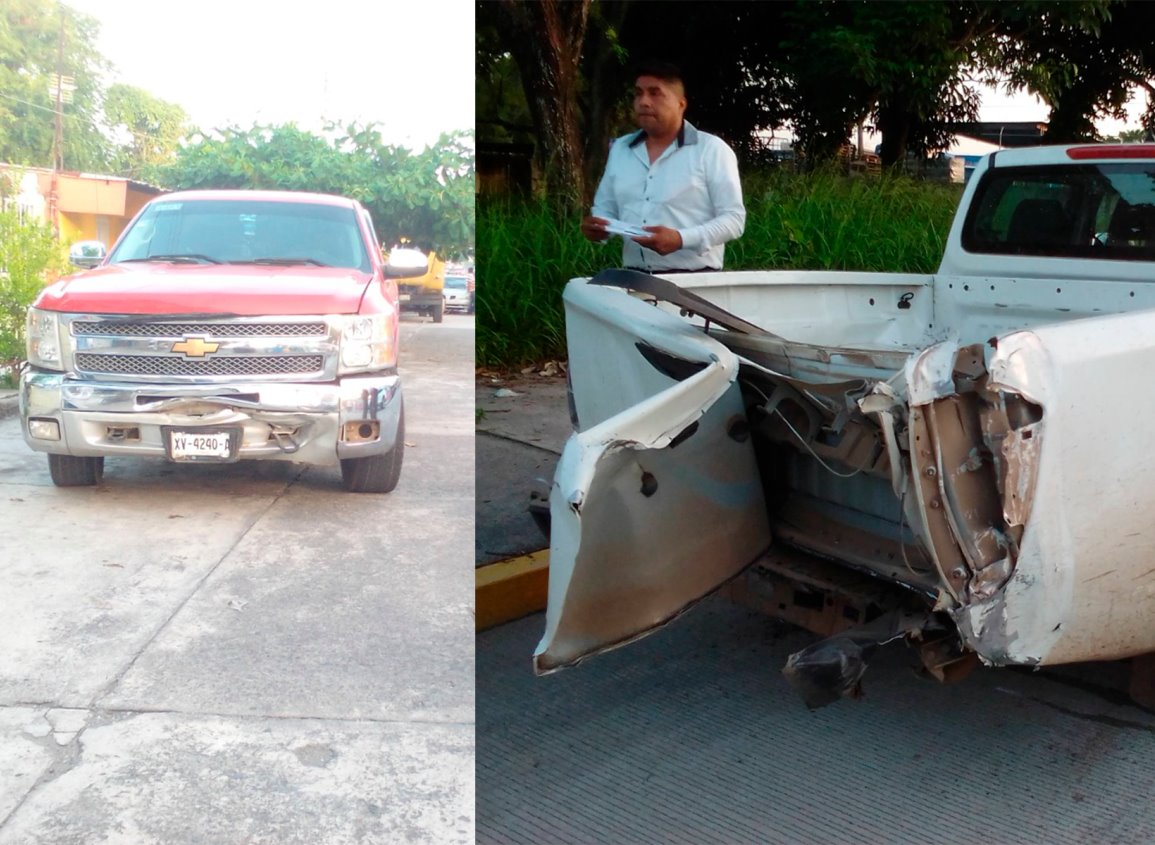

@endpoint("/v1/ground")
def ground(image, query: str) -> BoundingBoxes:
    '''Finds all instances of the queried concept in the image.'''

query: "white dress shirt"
[591,120,746,271]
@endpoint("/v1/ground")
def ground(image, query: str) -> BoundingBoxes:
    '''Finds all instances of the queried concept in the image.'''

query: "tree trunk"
[579,1,631,205]
[498,0,592,209]
[1045,77,1101,143]
[875,100,912,169]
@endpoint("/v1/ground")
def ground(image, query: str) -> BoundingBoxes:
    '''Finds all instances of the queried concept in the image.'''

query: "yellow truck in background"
[389,247,446,323]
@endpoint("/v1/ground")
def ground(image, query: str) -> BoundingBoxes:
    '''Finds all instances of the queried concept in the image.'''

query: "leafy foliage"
[482,0,1137,188]
[997,1,1151,141]
[156,125,475,259]
[0,0,112,171]
[0,205,64,378]
[477,168,961,368]
[104,83,189,180]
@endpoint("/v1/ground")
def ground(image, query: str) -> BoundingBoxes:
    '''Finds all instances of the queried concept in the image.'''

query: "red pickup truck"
[20,189,424,492]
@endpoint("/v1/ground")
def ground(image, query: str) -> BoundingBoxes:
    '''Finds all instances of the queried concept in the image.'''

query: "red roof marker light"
[1066,145,1155,160]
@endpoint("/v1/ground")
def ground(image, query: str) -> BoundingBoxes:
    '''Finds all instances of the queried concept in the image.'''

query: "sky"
[63,0,475,150]
[61,0,1146,155]
[843,82,1149,155]
[976,83,1149,138]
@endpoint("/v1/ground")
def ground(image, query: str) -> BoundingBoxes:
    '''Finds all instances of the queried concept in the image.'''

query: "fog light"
[342,421,380,443]
[29,418,61,441]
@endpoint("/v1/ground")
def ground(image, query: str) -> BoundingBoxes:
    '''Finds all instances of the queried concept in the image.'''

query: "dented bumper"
[20,369,402,467]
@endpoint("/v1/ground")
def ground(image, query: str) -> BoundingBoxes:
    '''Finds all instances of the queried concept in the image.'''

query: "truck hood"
[35,263,374,315]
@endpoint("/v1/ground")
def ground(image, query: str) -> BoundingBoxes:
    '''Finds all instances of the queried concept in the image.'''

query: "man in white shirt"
[581,62,746,272]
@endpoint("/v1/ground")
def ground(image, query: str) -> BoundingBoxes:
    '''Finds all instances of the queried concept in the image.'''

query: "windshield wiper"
[230,257,329,267]
[121,254,221,265]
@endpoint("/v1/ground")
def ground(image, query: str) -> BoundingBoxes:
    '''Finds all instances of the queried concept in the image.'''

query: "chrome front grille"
[67,317,335,381]
[72,321,328,338]
[74,353,324,377]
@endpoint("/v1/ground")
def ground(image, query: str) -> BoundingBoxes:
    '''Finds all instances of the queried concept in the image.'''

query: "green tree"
[480,0,1133,189]
[0,201,64,378]
[476,16,534,145]
[0,0,112,170]
[998,1,1150,141]
[611,2,789,164]
[157,124,475,258]
[104,83,189,180]
[489,0,592,209]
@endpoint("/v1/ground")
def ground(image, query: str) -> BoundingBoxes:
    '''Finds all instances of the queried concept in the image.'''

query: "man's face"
[633,75,686,137]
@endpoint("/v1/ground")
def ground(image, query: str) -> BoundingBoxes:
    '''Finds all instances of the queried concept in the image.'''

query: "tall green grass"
[477,167,963,369]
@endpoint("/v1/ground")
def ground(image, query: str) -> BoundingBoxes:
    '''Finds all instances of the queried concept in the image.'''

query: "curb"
[476,550,550,631]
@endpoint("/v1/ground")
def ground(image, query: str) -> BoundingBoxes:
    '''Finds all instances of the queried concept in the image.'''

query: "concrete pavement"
[473,366,1155,845]
[0,317,475,844]
[474,370,570,629]
[0,390,16,421]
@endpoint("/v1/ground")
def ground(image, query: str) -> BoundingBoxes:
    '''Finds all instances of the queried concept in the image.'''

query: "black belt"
[624,266,720,274]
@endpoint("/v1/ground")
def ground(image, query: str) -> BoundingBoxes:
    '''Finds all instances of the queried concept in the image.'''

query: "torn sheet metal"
[534,281,771,674]
[546,271,1155,686]
[953,313,1155,666]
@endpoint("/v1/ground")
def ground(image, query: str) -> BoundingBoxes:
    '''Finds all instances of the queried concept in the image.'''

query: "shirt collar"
[627,120,699,149]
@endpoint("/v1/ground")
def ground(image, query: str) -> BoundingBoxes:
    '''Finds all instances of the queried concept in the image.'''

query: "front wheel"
[431,299,444,323]
[48,454,104,487]
[340,403,404,493]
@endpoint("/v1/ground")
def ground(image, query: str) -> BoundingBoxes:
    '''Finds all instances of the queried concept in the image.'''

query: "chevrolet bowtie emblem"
[171,337,220,357]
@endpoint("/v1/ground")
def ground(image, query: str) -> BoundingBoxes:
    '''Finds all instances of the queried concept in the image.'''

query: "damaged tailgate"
[533,278,771,673]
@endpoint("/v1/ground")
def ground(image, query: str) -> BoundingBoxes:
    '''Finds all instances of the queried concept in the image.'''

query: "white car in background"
[443,273,472,313]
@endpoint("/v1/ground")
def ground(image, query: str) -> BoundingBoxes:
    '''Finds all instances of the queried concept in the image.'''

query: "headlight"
[26,308,63,370]
[339,314,395,373]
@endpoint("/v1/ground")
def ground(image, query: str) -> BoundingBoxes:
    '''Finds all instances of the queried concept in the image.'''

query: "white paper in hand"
[602,219,650,239]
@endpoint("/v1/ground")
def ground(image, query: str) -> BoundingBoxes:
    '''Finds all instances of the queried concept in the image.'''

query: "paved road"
[475,373,569,566]
[474,370,1155,845]
[479,596,1155,845]
[0,313,475,844]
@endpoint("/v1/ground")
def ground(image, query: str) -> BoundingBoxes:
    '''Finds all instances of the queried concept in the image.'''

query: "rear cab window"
[962,163,1155,262]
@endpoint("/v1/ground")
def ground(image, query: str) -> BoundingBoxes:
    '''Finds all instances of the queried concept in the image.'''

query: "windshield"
[963,162,1155,261]
[445,276,469,289]
[109,198,371,271]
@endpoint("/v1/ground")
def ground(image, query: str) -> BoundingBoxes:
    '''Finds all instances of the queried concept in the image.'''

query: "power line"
[0,90,89,122]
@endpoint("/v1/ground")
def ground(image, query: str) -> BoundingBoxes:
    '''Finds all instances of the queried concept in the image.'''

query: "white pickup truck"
[536,143,1155,707]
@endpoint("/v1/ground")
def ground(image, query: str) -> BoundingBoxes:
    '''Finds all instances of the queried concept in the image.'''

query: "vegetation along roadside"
[476,167,962,370]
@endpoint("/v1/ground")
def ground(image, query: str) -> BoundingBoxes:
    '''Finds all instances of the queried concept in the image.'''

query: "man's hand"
[632,225,683,255]
[581,216,610,243]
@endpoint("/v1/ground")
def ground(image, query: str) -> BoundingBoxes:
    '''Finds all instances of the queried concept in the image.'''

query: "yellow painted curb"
[476,550,549,631]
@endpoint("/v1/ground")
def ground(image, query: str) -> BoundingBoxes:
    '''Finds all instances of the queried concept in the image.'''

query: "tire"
[340,402,404,493]
[431,299,444,323]
[48,454,104,487]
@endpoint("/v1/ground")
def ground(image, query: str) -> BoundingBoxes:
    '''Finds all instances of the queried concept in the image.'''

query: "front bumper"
[19,370,402,466]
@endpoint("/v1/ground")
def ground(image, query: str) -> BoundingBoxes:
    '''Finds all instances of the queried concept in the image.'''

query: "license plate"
[167,429,236,461]
[399,293,411,302]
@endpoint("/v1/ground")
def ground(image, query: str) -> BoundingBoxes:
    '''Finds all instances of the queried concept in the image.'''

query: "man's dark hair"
[632,61,684,88]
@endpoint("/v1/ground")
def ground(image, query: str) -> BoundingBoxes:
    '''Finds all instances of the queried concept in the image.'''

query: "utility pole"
[48,4,66,239]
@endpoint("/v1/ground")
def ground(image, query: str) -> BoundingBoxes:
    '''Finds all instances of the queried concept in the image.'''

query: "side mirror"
[69,240,107,270]
[383,246,430,279]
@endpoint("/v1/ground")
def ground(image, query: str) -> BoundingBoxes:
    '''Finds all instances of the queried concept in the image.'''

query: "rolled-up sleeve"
[679,140,745,253]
